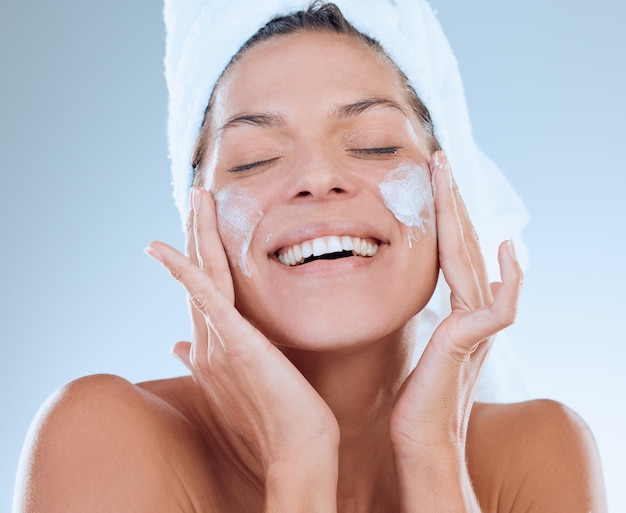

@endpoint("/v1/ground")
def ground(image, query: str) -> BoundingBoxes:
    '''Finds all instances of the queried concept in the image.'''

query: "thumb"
[171,341,192,369]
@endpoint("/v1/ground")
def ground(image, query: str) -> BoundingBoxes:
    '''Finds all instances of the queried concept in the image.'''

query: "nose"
[284,146,354,201]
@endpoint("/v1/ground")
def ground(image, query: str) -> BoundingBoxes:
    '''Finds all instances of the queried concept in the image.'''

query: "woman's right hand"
[145,187,339,512]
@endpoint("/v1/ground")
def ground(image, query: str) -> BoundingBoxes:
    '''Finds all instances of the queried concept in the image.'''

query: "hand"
[145,188,339,510]
[389,151,523,510]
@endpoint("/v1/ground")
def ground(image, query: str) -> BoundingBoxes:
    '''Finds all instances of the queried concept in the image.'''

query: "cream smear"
[214,186,263,278]
[378,163,435,247]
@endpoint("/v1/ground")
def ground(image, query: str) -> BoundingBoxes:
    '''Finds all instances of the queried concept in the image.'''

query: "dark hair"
[191,1,441,183]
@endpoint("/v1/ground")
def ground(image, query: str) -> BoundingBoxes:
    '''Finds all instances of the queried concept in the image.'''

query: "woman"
[14,1,607,512]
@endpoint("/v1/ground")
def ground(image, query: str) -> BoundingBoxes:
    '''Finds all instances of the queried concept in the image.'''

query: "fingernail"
[432,150,452,189]
[191,187,203,213]
[170,343,182,359]
[440,159,453,189]
[144,245,164,265]
[170,343,192,368]
[506,239,518,262]
[433,150,449,168]
[430,158,440,193]
[188,188,194,213]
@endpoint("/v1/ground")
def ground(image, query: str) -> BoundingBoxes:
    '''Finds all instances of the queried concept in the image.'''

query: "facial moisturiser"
[378,163,435,247]
[214,186,263,277]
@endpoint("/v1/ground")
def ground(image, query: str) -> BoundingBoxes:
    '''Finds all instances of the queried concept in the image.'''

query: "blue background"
[1,1,624,510]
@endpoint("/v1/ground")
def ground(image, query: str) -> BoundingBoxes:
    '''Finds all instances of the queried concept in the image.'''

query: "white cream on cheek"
[378,163,435,247]
[213,185,263,278]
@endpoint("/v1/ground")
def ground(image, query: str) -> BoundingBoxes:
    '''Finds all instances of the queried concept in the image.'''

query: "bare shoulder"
[14,374,216,513]
[467,399,607,513]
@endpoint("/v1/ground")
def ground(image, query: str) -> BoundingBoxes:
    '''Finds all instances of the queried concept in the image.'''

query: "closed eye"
[351,147,400,157]
[228,157,280,173]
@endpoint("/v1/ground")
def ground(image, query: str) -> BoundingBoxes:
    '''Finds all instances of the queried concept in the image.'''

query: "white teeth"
[327,236,342,253]
[293,244,302,262]
[341,236,354,251]
[353,237,362,253]
[301,240,313,259]
[312,238,326,257]
[276,235,379,266]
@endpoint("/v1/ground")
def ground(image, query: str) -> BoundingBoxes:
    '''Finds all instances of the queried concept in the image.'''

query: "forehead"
[211,31,409,123]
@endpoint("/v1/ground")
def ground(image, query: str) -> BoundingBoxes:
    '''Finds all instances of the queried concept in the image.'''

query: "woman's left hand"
[389,151,523,511]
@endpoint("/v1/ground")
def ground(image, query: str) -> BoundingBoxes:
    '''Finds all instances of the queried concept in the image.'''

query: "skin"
[13,32,607,513]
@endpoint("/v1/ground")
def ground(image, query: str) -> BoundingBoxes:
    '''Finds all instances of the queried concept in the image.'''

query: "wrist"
[393,435,465,462]
[264,448,338,513]
[395,447,481,513]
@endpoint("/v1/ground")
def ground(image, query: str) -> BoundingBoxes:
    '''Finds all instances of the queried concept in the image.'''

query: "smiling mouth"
[276,235,380,267]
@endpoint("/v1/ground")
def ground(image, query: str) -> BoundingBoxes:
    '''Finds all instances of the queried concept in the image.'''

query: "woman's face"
[203,31,438,350]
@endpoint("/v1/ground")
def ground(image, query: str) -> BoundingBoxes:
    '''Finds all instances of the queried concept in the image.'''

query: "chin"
[234,282,431,354]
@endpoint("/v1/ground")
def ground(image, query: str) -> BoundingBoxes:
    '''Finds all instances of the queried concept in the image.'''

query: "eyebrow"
[332,97,410,119]
[217,112,286,134]
[217,97,409,135]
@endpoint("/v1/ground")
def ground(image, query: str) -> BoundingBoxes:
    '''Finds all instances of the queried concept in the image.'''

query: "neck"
[282,325,416,513]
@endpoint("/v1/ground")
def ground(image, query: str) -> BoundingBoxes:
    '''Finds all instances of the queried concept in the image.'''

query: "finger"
[145,241,260,360]
[192,187,235,304]
[450,240,523,349]
[171,341,192,369]
[185,192,199,265]
[492,239,523,320]
[447,165,492,304]
[432,151,485,310]
[185,199,210,362]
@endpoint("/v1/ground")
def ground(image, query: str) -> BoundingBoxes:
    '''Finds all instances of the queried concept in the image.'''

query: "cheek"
[213,185,263,278]
[378,163,435,247]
